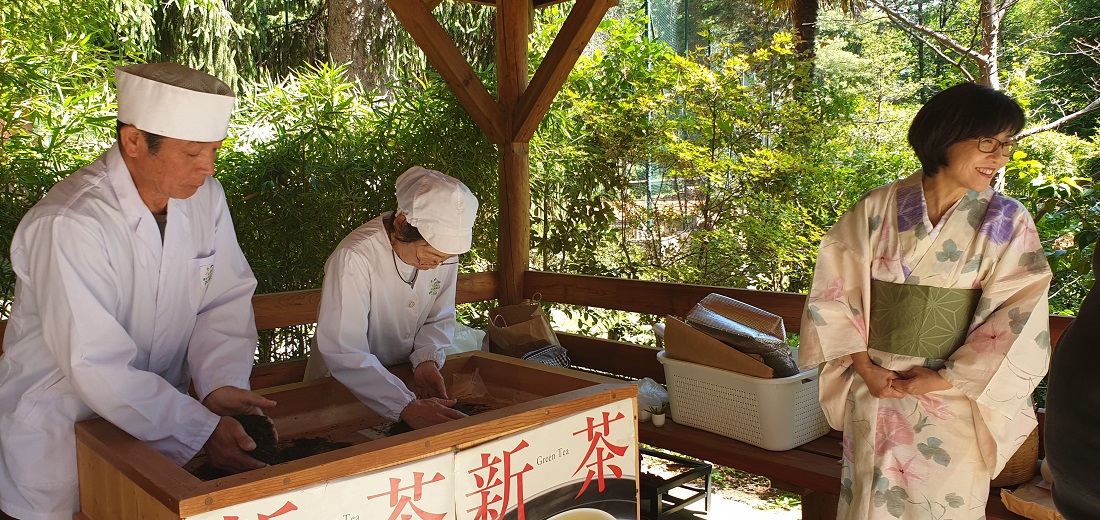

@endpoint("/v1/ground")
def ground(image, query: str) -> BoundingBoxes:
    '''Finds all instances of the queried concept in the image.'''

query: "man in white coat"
[312,167,477,430]
[0,63,275,520]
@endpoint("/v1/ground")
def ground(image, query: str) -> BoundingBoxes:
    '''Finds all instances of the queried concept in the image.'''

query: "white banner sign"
[186,398,637,520]
[454,398,637,520]
[186,452,454,520]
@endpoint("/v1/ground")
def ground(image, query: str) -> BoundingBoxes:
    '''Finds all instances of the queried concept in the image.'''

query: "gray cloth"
[522,345,571,368]
[1045,250,1100,520]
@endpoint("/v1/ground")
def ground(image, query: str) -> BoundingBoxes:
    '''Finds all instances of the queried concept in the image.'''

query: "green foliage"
[4,0,1100,359]
[533,11,873,295]
[153,0,251,89]
[218,64,498,296]
[1004,133,1100,314]
[1038,0,1100,137]
[1,4,119,315]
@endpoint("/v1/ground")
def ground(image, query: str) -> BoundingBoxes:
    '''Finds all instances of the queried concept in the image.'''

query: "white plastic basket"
[657,350,830,451]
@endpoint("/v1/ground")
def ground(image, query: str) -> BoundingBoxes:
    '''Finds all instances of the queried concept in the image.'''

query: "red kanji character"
[572,411,629,498]
[465,440,534,520]
[257,501,298,520]
[366,471,448,520]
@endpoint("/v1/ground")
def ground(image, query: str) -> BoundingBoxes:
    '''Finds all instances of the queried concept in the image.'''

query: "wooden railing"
[245,270,1074,388]
[247,271,499,388]
[0,270,1076,389]
[523,271,1075,384]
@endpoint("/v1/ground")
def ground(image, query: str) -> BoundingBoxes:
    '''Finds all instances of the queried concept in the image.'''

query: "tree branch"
[866,0,984,62]
[1018,96,1100,138]
[866,12,976,81]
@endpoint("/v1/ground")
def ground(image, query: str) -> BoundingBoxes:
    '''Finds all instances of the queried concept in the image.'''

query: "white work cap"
[115,63,235,142]
[395,166,479,255]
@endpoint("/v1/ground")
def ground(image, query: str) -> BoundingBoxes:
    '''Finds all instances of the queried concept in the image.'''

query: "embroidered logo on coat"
[203,264,214,286]
[429,278,441,296]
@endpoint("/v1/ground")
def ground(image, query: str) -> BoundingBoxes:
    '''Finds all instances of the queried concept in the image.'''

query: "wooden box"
[75,351,639,520]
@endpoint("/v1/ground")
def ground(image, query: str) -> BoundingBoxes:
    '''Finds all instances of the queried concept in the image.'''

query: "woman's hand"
[851,352,905,399]
[895,367,953,396]
[412,361,449,399]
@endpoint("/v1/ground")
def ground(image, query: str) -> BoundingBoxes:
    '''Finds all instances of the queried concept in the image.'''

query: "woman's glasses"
[415,247,461,267]
[975,137,1018,157]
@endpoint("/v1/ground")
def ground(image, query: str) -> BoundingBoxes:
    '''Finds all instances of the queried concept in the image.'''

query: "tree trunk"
[326,0,392,91]
[978,0,1004,88]
[790,0,819,79]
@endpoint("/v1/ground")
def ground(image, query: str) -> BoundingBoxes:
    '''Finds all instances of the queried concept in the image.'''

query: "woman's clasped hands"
[851,352,953,399]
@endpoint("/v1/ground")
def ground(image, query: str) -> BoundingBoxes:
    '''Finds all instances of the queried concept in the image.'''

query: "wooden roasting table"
[74,351,640,520]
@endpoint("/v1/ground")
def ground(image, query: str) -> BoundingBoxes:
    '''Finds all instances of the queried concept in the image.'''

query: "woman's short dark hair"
[385,212,425,243]
[907,83,1026,176]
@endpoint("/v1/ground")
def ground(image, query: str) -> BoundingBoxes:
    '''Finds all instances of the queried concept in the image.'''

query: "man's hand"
[851,352,905,399]
[203,386,277,416]
[895,367,953,396]
[203,386,279,442]
[204,416,267,473]
[412,361,448,399]
[400,397,467,429]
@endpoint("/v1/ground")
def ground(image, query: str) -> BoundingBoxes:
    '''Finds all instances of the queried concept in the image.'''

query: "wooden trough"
[74,351,640,520]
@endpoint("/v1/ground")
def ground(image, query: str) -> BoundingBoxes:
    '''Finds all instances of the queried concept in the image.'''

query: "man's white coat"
[0,144,257,520]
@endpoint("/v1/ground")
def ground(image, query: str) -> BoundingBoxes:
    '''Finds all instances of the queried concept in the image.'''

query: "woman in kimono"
[800,83,1051,519]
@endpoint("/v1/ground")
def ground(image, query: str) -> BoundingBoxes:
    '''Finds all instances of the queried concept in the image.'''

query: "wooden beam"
[253,289,322,330]
[557,332,665,383]
[251,272,499,331]
[494,0,533,305]
[639,420,843,493]
[451,0,573,7]
[496,143,531,304]
[386,0,506,144]
[496,0,530,110]
[513,0,616,141]
[454,270,501,304]
[525,271,810,332]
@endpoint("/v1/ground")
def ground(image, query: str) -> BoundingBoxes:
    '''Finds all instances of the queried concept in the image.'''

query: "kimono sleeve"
[941,199,1051,420]
[799,198,875,369]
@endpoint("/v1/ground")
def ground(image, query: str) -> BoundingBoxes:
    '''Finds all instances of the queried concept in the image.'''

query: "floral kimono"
[800,173,1051,519]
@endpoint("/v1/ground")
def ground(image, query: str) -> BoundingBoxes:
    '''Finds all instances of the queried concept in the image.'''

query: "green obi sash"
[868,280,982,360]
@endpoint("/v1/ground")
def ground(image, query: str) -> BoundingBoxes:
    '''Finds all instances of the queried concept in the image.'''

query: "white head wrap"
[395,166,479,255]
[115,63,235,142]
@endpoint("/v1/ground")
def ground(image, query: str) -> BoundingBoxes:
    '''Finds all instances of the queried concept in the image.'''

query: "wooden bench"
[0,271,1066,519]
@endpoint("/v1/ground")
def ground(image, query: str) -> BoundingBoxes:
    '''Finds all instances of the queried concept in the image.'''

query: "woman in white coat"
[313,167,478,430]
[0,63,275,520]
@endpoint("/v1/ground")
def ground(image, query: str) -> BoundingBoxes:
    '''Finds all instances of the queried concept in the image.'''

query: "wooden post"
[387,0,616,304]
[496,0,532,304]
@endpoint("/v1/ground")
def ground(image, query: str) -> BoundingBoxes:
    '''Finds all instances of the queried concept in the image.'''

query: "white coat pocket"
[188,251,217,310]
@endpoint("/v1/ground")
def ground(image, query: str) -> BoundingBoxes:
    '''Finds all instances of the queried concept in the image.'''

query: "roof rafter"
[388,0,507,144]
[513,0,616,141]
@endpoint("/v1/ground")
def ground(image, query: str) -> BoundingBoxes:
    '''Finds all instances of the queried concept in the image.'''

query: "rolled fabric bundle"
[685,293,799,377]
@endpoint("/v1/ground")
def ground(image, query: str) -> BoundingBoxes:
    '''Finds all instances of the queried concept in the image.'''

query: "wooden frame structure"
[386,0,617,304]
[0,2,1068,519]
[243,273,1064,520]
